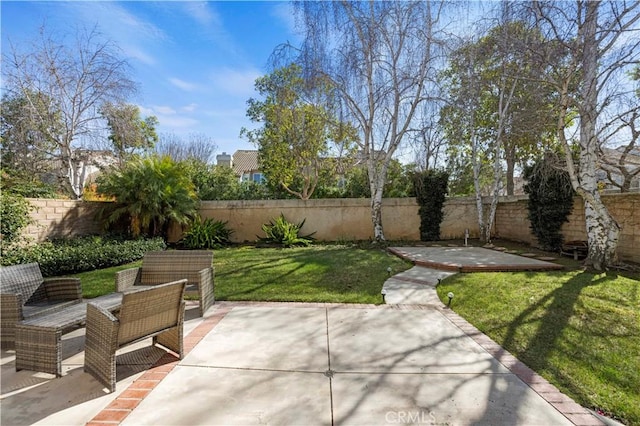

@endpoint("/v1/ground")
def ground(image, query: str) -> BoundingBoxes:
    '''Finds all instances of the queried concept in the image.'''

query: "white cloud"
[204,108,246,119]
[70,2,167,41]
[183,2,220,28]
[122,45,156,65]
[210,68,260,97]
[138,104,199,130]
[182,103,198,112]
[169,78,197,92]
[153,105,177,115]
[64,3,164,66]
[158,116,199,128]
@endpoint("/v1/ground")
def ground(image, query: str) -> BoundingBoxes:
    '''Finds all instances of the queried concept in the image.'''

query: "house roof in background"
[232,150,259,174]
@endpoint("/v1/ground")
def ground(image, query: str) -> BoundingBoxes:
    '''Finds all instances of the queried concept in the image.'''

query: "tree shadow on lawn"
[495,271,636,420]
[215,247,398,301]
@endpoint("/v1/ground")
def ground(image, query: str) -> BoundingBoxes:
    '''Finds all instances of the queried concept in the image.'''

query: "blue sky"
[1,1,300,156]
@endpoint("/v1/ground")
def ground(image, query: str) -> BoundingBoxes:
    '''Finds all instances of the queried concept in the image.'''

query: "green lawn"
[73,245,413,304]
[214,245,411,303]
[437,269,640,425]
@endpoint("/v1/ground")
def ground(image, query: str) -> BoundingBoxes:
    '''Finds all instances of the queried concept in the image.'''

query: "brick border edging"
[438,307,604,426]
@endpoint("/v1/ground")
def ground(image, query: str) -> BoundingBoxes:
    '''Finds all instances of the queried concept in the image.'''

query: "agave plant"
[259,214,315,247]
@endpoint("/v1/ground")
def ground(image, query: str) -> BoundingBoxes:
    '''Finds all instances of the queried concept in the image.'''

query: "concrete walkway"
[382,245,563,306]
[1,247,607,425]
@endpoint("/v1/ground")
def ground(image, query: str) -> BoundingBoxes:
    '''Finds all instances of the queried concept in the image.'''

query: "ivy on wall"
[413,170,449,241]
[523,153,575,252]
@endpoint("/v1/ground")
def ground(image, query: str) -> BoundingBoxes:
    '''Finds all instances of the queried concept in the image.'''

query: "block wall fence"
[23,193,639,263]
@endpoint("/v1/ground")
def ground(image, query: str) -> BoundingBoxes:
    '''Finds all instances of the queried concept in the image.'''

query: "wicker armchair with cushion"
[84,279,187,392]
[1,263,82,348]
[115,250,214,316]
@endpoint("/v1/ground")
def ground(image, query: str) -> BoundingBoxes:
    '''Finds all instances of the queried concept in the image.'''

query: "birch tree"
[2,25,136,199]
[527,0,640,269]
[441,20,555,241]
[291,1,446,240]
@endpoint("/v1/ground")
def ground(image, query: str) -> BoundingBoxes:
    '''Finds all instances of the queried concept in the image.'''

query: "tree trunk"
[505,144,516,196]
[471,142,486,242]
[371,192,385,242]
[368,157,388,242]
[486,137,502,243]
[579,1,620,269]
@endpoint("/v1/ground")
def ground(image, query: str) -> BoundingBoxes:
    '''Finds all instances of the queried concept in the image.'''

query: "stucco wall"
[192,198,421,242]
[22,194,639,263]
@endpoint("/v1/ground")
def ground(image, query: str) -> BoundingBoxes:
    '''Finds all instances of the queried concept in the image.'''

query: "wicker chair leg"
[84,304,120,392]
[198,269,215,316]
[15,324,62,376]
[1,293,22,349]
[154,302,184,358]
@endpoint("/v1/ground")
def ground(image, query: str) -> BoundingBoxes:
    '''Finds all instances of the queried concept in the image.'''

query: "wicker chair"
[115,250,214,316]
[1,263,82,348]
[84,279,187,392]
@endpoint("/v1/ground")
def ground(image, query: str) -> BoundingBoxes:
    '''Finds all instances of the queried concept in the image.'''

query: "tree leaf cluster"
[243,63,358,200]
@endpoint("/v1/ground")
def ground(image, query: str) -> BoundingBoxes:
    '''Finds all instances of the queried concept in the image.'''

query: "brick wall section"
[23,198,105,242]
[494,196,535,244]
[495,193,639,263]
[23,194,639,263]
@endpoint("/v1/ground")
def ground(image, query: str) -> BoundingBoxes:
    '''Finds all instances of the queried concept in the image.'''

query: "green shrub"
[96,155,198,238]
[0,235,166,276]
[523,153,575,252]
[413,169,449,241]
[0,168,59,198]
[181,217,234,249]
[0,192,33,245]
[259,214,315,247]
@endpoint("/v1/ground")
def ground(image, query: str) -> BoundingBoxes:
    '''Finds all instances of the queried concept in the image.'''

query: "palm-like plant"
[96,155,198,238]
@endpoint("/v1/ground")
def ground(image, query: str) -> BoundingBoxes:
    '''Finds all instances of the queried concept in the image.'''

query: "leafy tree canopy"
[242,63,358,200]
[100,102,158,167]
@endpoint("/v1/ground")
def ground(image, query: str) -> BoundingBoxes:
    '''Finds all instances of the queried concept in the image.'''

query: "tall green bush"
[413,170,449,241]
[96,155,198,238]
[523,153,575,252]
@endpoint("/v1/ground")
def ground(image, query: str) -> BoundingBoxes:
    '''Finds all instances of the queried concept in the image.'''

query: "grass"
[437,269,640,425]
[72,244,413,304]
[72,261,142,298]
[214,245,411,303]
